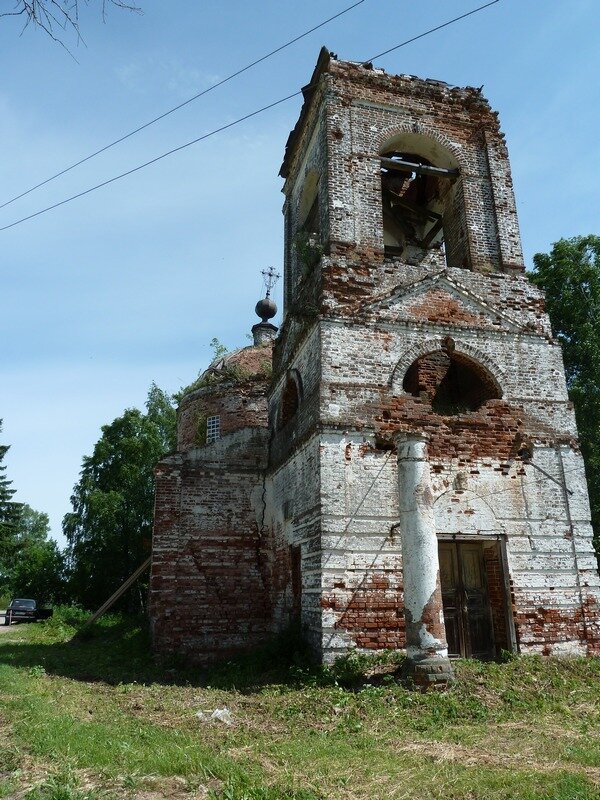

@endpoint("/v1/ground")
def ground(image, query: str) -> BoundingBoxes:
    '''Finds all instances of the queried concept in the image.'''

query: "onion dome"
[255,297,277,323]
[252,295,278,346]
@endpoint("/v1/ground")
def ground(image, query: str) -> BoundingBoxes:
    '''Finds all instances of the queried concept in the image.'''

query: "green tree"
[0,421,23,590]
[531,235,600,551]
[8,505,66,603]
[0,428,64,603]
[209,337,229,361]
[63,385,176,611]
[13,504,50,546]
[145,382,177,453]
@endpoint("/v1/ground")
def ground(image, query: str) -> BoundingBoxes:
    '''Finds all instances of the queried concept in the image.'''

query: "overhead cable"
[0,0,503,233]
[365,0,501,62]
[0,91,301,232]
[0,0,366,211]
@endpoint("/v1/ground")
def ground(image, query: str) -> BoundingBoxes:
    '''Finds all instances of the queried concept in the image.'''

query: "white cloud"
[115,55,221,99]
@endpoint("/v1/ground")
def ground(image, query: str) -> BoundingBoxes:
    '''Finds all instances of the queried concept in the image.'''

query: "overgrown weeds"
[0,611,599,799]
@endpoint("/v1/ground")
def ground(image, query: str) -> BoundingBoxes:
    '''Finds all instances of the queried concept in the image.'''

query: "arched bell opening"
[379,132,469,268]
[402,350,502,415]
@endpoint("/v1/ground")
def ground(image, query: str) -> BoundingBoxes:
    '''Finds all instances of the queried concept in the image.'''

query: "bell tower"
[149,49,600,673]
[280,48,524,318]
[269,49,600,679]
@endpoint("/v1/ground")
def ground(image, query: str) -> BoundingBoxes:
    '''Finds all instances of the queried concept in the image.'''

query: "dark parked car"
[3,598,53,625]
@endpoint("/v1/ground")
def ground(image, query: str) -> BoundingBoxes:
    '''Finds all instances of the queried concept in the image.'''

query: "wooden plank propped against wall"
[77,556,152,633]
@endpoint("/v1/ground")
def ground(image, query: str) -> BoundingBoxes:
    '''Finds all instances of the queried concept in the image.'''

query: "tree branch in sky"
[1,0,141,48]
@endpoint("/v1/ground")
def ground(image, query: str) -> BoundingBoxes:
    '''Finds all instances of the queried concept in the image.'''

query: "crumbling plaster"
[150,50,600,669]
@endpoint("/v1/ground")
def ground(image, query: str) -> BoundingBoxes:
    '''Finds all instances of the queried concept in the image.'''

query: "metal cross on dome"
[261,267,281,298]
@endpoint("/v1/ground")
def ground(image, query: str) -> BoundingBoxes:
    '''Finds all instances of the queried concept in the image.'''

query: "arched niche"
[390,338,506,391]
[379,131,468,268]
[279,369,303,428]
[402,349,502,416]
[298,169,321,235]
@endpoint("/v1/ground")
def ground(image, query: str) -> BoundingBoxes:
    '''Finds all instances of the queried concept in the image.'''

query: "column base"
[406,655,454,689]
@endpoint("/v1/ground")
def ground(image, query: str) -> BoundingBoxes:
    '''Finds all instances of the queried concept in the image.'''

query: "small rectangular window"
[206,415,221,443]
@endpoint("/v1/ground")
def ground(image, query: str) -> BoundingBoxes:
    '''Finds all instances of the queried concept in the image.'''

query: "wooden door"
[439,541,495,659]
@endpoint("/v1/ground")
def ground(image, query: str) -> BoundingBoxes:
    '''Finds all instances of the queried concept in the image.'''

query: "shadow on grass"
[0,615,337,692]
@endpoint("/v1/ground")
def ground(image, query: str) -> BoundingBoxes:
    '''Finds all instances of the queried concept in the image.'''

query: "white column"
[396,432,453,686]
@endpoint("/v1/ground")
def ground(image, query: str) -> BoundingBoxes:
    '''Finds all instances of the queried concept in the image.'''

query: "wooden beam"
[79,556,151,630]
[380,157,459,180]
[382,205,415,238]
[390,196,442,223]
[422,217,445,248]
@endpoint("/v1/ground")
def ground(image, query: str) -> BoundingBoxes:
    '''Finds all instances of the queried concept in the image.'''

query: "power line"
[0,91,302,233]
[0,0,503,233]
[0,0,366,211]
[365,0,501,63]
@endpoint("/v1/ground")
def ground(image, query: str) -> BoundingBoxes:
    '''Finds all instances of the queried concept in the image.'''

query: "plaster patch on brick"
[150,50,600,669]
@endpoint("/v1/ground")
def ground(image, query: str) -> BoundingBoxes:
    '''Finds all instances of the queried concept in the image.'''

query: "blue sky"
[1,0,598,546]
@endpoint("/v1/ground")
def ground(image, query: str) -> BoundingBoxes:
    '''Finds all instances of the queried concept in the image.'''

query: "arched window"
[286,171,322,308]
[403,351,501,415]
[298,170,321,238]
[379,133,468,268]
[279,370,303,428]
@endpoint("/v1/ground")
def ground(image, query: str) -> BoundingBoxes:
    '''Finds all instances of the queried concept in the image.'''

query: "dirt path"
[0,611,13,632]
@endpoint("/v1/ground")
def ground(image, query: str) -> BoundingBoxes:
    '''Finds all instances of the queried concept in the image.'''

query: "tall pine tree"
[0,419,22,558]
[0,421,23,591]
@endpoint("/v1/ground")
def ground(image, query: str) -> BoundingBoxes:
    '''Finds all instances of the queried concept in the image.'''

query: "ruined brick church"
[149,49,600,684]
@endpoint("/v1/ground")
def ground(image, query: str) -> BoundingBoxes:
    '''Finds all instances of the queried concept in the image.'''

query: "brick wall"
[150,51,600,666]
[282,53,523,276]
[150,429,285,663]
[178,345,272,451]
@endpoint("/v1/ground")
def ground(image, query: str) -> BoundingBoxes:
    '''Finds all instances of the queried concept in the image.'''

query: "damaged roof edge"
[279,49,494,181]
[279,46,332,180]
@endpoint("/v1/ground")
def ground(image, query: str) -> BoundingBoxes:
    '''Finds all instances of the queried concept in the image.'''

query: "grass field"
[0,609,599,800]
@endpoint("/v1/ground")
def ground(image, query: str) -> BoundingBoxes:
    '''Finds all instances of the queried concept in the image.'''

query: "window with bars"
[206,415,221,443]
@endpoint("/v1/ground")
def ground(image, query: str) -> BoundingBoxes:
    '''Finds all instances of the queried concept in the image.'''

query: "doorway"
[438,540,502,659]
